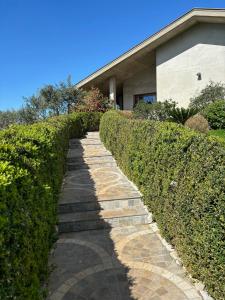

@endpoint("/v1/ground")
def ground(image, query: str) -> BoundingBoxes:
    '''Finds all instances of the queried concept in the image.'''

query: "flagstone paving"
[48,132,202,300]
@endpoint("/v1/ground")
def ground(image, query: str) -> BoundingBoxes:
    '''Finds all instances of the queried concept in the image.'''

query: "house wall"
[123,67,156,110]
[156,23,225,107]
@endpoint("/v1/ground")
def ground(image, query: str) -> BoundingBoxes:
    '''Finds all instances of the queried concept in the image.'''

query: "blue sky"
[0,0,224,110]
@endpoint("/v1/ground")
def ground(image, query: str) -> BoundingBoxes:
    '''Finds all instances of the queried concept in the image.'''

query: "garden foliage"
[100,111,225,300]
[74,87,111,112]
[168,107,199,124]
[133,100,176,120]
[189,81,225,110]
[0,112,102,299]
[203,100,225,129]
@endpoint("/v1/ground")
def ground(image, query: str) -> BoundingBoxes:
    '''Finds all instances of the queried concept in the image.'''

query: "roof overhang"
[76,8,225,90]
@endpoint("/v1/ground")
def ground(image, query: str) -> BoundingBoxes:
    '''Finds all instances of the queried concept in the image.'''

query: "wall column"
[109,77,117,108]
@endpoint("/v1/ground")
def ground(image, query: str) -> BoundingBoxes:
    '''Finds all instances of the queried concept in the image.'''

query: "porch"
[78,50,157,110]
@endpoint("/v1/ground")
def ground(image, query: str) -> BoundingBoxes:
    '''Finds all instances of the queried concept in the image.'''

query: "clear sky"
[0,0,225,110]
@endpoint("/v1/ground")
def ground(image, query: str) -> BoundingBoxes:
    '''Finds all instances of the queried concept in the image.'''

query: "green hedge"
[100,111,225,300]
[0,112,102,300]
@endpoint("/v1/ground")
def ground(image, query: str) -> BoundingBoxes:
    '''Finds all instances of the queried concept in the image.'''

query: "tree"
[0,110,21,129]
[58,75,83,113]
[37,76,81,115]
[23,94,48,122]
[39,85,62,116]
[0,76,83,128]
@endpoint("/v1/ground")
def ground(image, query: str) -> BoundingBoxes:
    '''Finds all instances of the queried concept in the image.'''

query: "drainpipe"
[109,77,117,109]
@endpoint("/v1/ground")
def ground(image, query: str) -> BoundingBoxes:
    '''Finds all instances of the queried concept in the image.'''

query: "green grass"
[208,129,225,142]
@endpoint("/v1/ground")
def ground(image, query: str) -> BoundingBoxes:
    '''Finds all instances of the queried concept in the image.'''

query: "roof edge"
[76,8,225,88]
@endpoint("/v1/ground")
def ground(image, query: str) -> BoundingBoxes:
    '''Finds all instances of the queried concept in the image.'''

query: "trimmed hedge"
[0,112,102,299]
[100,111,225,300]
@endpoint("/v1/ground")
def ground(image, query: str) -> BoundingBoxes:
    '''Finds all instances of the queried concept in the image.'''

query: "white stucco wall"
[156,23,225,107]
[123,67,156,110]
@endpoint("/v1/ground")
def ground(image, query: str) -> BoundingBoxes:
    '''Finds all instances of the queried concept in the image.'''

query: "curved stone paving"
[48,132,202,300]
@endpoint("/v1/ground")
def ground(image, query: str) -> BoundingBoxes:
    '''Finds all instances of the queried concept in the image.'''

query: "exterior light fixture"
[196,72,202,80]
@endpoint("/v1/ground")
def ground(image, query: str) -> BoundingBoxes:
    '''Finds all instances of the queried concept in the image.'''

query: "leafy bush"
[203,100,225,129]
[189,81,225,110]
[133,100,176,120]
[100,111,225,300]
[168,107,199,124]
[0,112,102,299]
[185,114,209,133]
[74,87,111,112]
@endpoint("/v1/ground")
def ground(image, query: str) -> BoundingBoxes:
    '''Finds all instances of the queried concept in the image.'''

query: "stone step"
[67,163,117,171]
[66,155,115,169]
[67,160,116,171]
[59,188,141,204]
[67,155,113,163]
[69,139,102,147]
[58,196,143,213]
[58,206,151,233]
[67,147,111,160]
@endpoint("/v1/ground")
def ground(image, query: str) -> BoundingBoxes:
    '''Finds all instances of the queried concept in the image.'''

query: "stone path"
[48,132,202,300]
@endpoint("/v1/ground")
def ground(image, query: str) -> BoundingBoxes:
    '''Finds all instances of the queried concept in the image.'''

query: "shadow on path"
[48,132,137,300]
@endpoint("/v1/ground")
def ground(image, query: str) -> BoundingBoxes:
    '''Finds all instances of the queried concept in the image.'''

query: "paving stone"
[48,132,202,300]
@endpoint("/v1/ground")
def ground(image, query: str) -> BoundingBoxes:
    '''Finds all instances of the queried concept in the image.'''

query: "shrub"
[189,81,225,110]
[203,100,225,129]
[168,107,199,124]
[133,100,176,120]
[74,87,111,112]
[70,111,103,131]
[0,112,102,299]
[185,114,209,133]
[184,114,209,133]
[100,111,225,300]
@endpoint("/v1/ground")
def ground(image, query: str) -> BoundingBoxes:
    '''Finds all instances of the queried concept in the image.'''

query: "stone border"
[115,229,203,299]
[49,264,112,300]
[49,260,202,300]
[57,238,112,265]
[50,237,202,300]
[126,262,202,300]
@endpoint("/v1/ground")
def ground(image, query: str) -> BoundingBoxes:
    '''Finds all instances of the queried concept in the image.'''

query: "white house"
[76,8,225,109]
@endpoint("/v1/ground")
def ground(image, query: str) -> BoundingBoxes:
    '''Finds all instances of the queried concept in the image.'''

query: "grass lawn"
[208,129,225,143]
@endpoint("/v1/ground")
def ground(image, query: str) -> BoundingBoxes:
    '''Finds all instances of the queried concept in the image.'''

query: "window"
[134,93,157,106]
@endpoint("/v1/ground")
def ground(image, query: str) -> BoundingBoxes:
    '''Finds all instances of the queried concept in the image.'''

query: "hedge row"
[0,112,102,300]
[100,111,225,300]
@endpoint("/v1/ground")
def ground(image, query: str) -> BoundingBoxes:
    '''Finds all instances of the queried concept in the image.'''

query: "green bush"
[133,100,176,120]
[0,112,102,299]
[203,100,225,129]
[189,81,225,110]
[100,111,225,300]
[78,111,103,131]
